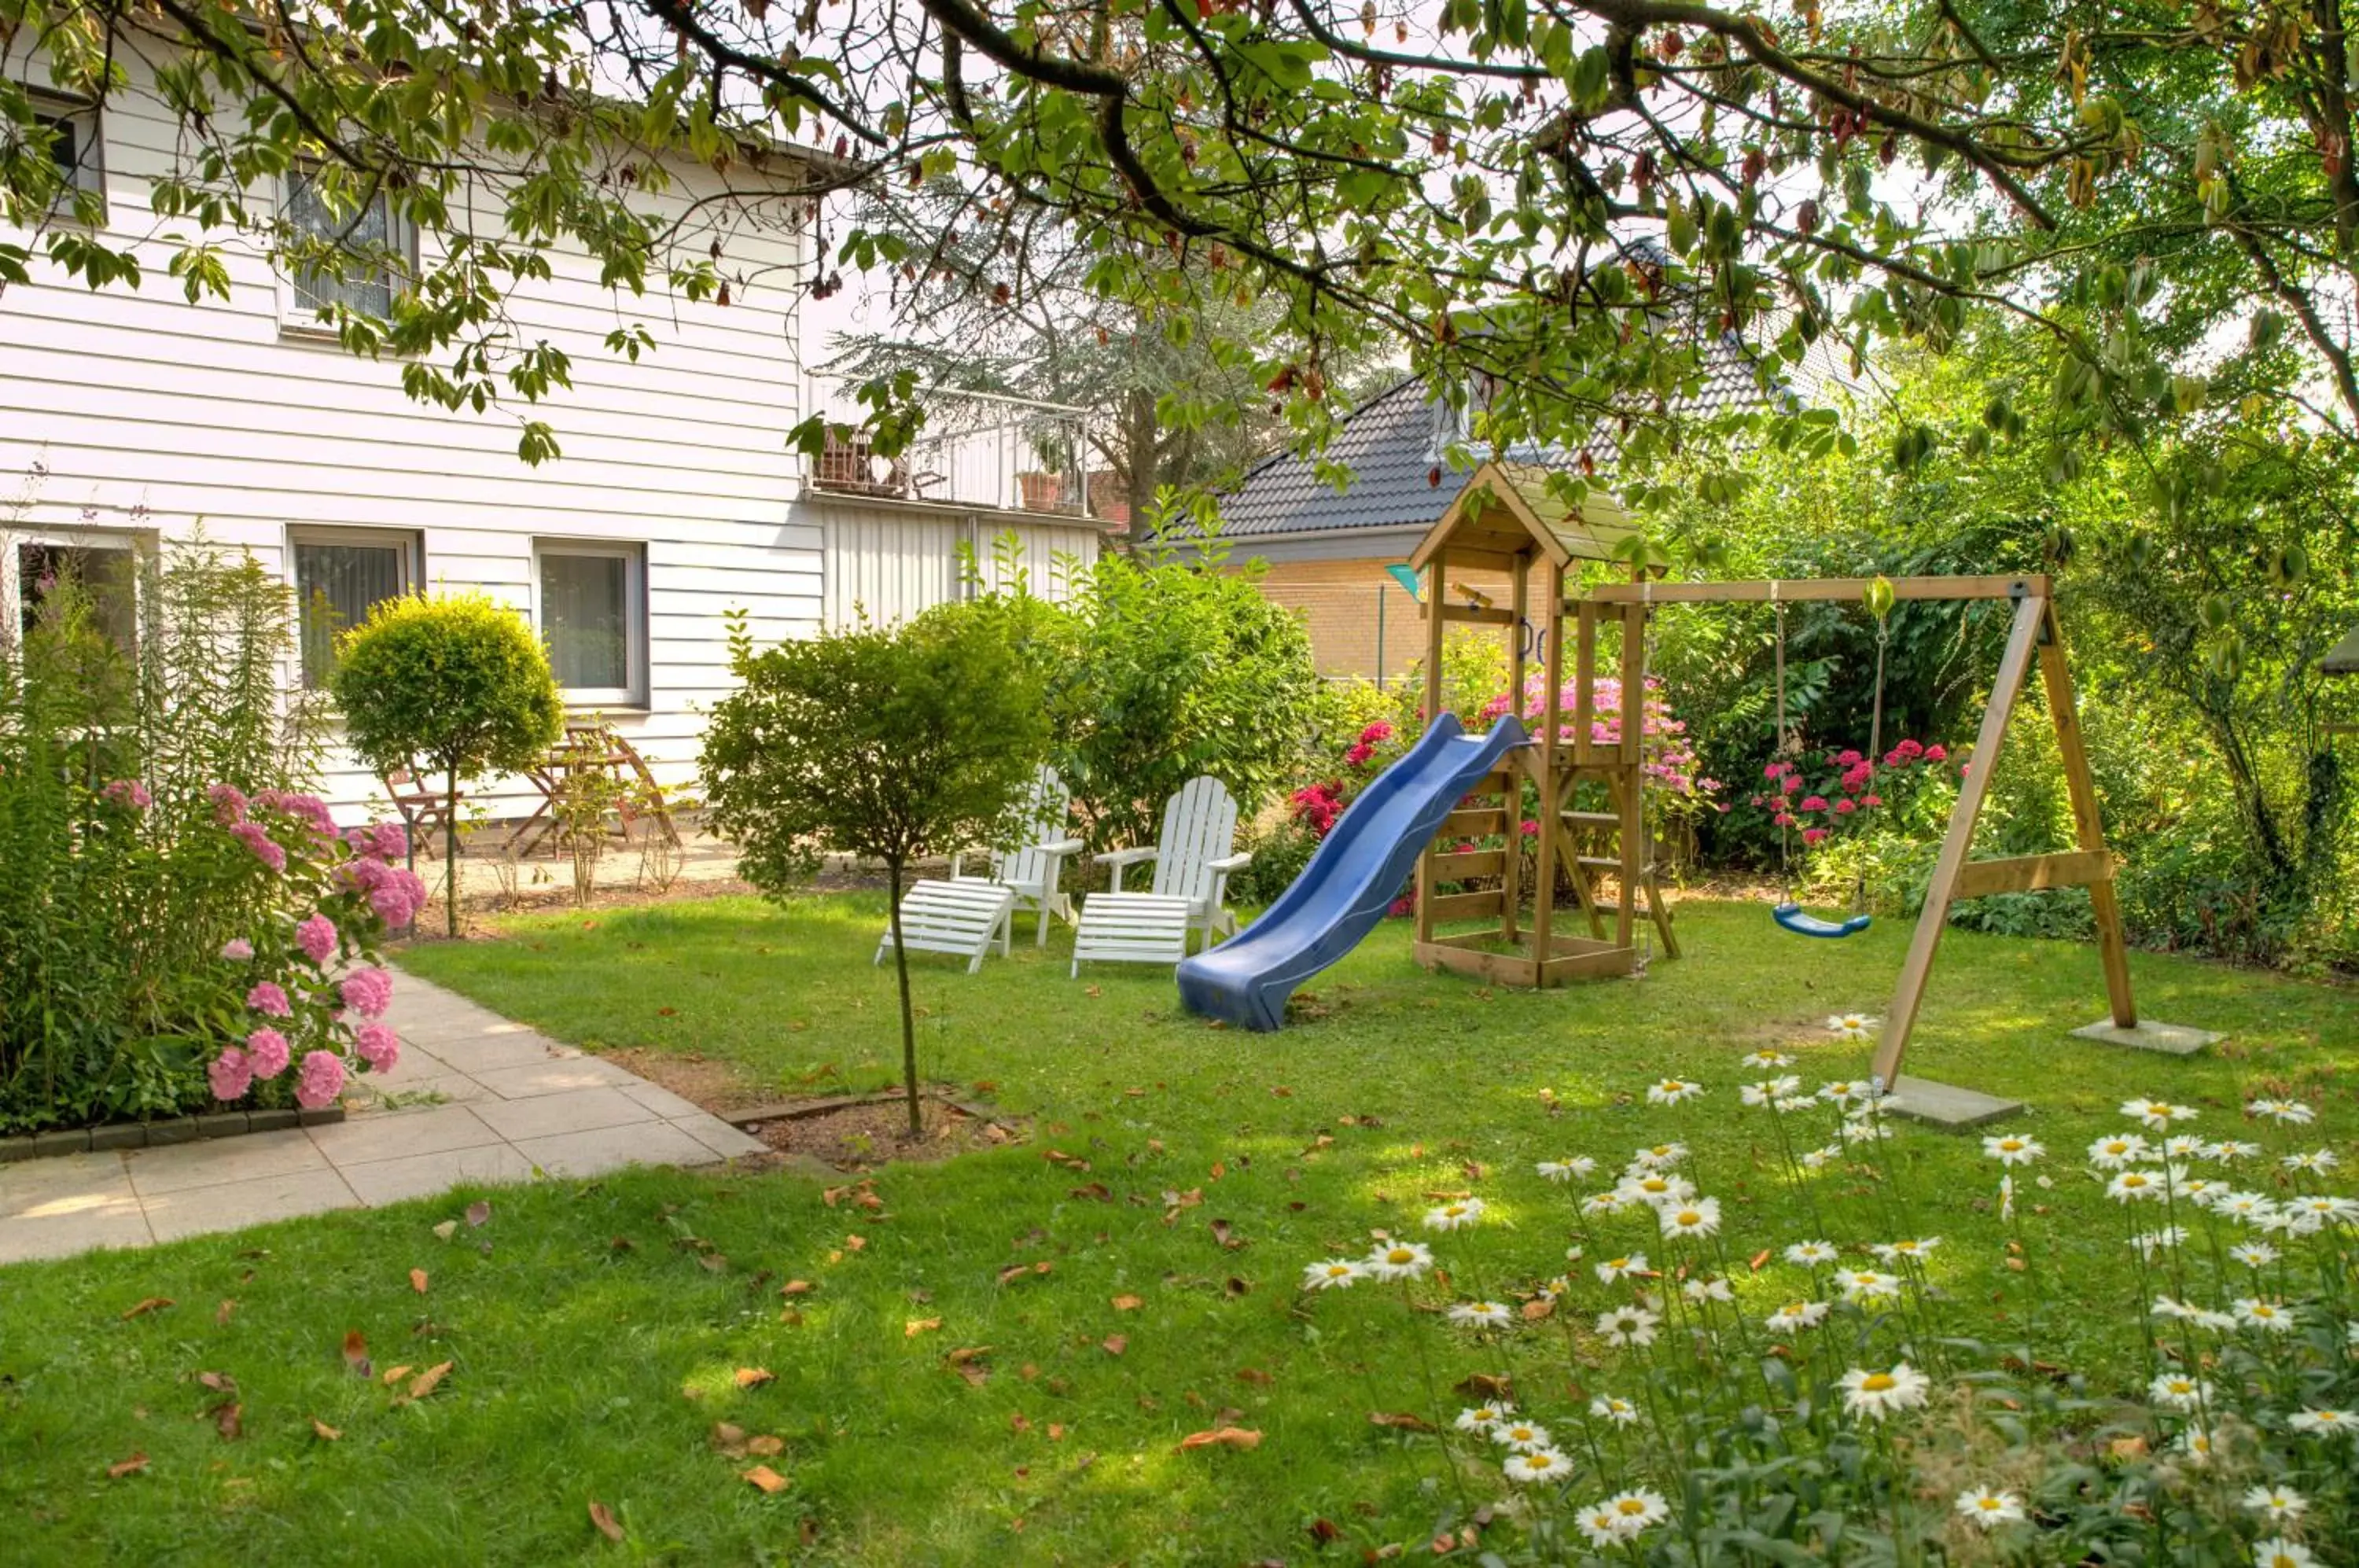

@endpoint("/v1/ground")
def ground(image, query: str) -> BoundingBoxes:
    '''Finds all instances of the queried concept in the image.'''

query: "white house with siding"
[2,49,1112,821]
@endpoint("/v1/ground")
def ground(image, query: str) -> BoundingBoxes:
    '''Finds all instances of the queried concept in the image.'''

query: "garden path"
[0,971,765,1264]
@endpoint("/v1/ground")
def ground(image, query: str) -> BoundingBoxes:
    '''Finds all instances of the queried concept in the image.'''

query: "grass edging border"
[725,1091,1005,1129]
[0,1105,348,1165]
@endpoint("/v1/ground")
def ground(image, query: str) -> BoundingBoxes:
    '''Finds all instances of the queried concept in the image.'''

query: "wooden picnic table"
[510,724,683,858]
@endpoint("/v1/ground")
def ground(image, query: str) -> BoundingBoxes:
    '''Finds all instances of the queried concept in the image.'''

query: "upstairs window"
[19,91,104,219]
[282,165,413,322]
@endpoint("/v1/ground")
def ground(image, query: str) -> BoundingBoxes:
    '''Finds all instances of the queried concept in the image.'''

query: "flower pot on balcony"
[1017,470,1063,512]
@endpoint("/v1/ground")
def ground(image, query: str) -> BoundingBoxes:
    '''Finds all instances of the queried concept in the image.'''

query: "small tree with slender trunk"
[330,593,565,937]
[701,604,1048,1136]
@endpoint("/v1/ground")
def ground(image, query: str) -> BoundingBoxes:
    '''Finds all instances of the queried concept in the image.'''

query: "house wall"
[1249,558,1515,683]
[2,49,1073,823]
[811,499,1102,628]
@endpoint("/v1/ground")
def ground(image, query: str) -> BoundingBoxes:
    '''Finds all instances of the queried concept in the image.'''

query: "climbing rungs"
[1433,850,1504,878]
[1563,811,1621,829]
[1575,856,1627,871]
[1439,808,1505,837]
[1427,889,1503,922]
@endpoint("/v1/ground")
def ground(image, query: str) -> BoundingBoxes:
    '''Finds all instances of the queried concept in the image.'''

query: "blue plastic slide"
[1176,712,1532,1031]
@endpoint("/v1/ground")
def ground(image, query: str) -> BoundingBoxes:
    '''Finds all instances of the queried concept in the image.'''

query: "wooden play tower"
[1408,463,1673,986]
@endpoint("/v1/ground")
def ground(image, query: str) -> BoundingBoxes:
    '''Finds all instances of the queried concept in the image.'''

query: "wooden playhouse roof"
[1407,461,1636,572]
[2324,624,2359,676]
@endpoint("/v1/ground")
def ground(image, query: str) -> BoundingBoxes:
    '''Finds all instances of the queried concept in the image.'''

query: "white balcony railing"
[804,385,1097,519]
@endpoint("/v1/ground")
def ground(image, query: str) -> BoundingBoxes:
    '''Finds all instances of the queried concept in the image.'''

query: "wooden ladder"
[1555,775,1680,959]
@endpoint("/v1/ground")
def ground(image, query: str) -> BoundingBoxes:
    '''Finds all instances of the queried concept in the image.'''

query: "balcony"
[804,386,1104,520]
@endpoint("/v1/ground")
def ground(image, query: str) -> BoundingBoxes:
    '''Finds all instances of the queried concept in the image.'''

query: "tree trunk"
[885,854,921,1137]
[445,767,461,939]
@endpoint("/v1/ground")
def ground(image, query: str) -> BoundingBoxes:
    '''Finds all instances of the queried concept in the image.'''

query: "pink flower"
[208,1047,255,1102]
[340,966,394,1018]
[1801,827,1829,845]
[1836,749,1862,766]
[246,1027,291,1079]
[1387,893,1416,918]
[1798,796,1830,814]
[208,783,248,825]
[370,872,427,927]
[354,1021,400,1074]
[220,938,255,962]
[1772,812,1796,828]
[229,820,286,872]
[296,1050,347,1110]
[370,821,408,861]
[101,778,153,812]
[1764,762,1788,779]
[1833,798,1857,814]
[1923,745,1948,763]
[1780,775,1801,795]
[1345,742,1375,767]
[1358,720,1394,745]
[1863,793,1883,808]
[296,914,339,965]
[246,981,293,1018]
[1520,819,1540,837]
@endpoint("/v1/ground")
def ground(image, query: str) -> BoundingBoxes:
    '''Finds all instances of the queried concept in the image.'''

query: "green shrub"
[329,591,564,933]
[701,605,1050,1133]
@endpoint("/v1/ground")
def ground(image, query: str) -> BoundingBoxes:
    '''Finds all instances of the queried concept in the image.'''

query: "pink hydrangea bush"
[199,786,427,1113]
[1748,738,1952,848]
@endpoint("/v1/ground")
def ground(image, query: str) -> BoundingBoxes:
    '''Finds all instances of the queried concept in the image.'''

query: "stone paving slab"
[0,969,767,1264]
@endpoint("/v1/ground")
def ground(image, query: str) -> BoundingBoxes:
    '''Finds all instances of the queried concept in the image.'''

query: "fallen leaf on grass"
[1210,1219,1243,1250]
[843,1235,867,1253]
[1069,1181,1112,1202]
[1111,1294,1143,1312]
[341,1330,371,1376]
[120,1297,173,1320]
[212,1401,243,1440]
[711,1422,750,1456]
[1453,1372,1514,1401]
[105,1452,149,1479]
[432,1220,458,1241]
[410,1268,429,1294]
[381,1364,414,1386]
[1368,1411,1433,1433]
[746,1434,785,1456]
[1519,1297,1555,1322]
[588,1500,625,1542]
[1748,1249,1772,1272]
[734,1367,775,1390]
[311,1419,341,1441]
[904,1317,942,1338]
[1176,1426,1261,1452]
[781,1279,815,1297]
[465,1200,491,1228]
[742,1464,789,1494]
[407,1361,454,1399]
[945,1346,992,1387]
[1237,1367,1274,1386]
[1308,1518,1341,1544]
[215,1300,235,1326]
[1101,1335,1127,1356]
[197,1371,237,1394]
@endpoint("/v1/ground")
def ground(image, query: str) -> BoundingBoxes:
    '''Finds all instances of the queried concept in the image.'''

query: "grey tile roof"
[1172,325,1802,545]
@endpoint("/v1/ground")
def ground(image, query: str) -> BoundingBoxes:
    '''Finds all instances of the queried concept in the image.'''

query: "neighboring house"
[2,53,1110,821]
[1151,324,1814,681]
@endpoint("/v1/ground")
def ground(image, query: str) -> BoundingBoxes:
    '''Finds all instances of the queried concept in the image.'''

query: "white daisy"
[2208,1139,2264,1161]
[1603,1489,1669,1533]
[1766,1300,1831,1332]
[1491,1419,1553,1452]
[1594,1252,1649,1284]
[1800,1145,1845,1170]
[1741,1049,1794,1069]
[1448,1300,1513,1329]
[2122,1097,2195,1130]
[1774,1095,1819,1113]
[2194,1309,2241,1333]
[2253,1538,2317,1568]
[1588,1393,1640,1425]
[1502,1448,1573,1485]
[1981,1132,2043,1165]
[1536,1275,1573,1301]
[1824,1013,1878,1041]
[1818,1080,1868,1106]
[2087,1133,2151,1169]
[2241,1485,2307,1524]
[1616,1172,1697,1208]
[1573,1503,1626,1547]
[1453,1402,1511,1434]
[1839,1362,1931,1419]
[2287,1407,2357,1437]
[2147,1371,2211,1411]
[1628,1142,1690,1170]
[1646,1078,1705,1106]
[1870,1237,1940,1264]
[2281,1149,2339,1174]
[2248,1098,2314,1126]
[1423,1198,1485,1231]
[1784,1240,1838,1267]
[1581,1191,1628,1218]
[1838,1268,1903,1303]
[1595,1304,1661,1347]
[1683,1276,1734,1304]
[2234,1298,2298,1334]
[2150,1295,2199,1321]
[1364,1240,1433,1281]
[1536,1157,1596,1183]
[2229,1241,2279,1268]
[2166,1135,2210,1160]
[1658,1198,1723,1241]
[1302,1258,1367,1291]
[2179,1176,2224,1206]
[2217,1191,2277,1224]
[1953,1486,2025,1529]
[2132,1226,2189,1261]
[2107,1169,2166,1203]
[1844,1117,1896,1143]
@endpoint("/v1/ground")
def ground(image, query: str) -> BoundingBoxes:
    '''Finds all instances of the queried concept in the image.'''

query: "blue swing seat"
[1773,901,1873,940]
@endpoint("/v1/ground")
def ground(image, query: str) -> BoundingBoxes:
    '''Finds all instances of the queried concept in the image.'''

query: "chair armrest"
[1207,852,1254,873]
[949,851,973,879]
[1094,848,1158,867]
[1039,839,1087,856]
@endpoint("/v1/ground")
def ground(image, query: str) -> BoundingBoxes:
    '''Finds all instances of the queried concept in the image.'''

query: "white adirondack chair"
[874,878,1016,974]
[951,765,1085,945]
[1075,776,1251,971]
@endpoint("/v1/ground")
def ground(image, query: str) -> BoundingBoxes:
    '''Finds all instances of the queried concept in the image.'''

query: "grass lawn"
[2,894,2352,1565]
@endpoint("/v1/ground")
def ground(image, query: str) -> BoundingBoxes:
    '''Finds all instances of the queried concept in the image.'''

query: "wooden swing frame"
[1585,571,2139,1086]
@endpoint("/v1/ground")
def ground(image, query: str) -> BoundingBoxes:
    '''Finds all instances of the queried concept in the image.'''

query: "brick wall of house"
[1249,557,1517,682]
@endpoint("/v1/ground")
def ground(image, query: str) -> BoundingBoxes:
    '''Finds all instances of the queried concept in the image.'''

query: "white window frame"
[4,527,145,657]
[532,539,648,709]
[22,89,105,223]
[276,163,417,337]
[288,525,420,689]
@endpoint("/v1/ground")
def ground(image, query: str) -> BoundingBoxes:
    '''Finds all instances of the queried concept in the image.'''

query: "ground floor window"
[11,536,140,653]
[534,539,646,706]
[292,528,418,687]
